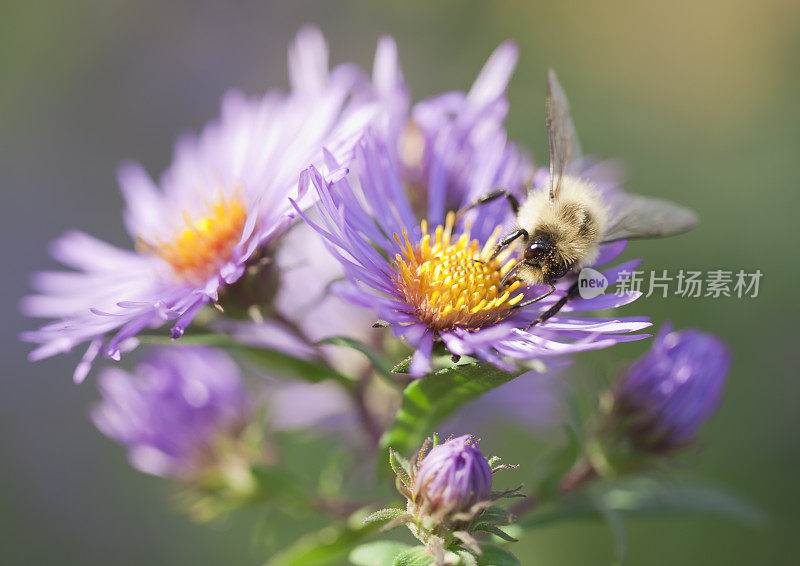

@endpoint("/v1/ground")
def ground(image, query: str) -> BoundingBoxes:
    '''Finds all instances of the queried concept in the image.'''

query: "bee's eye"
[524,241,551,262]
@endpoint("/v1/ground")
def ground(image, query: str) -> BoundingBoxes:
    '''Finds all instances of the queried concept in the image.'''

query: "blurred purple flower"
[414,435,493,516]
[294,135,651,376]
[613,323,732,452]
[21,26,375,382]
[92,346,251,480]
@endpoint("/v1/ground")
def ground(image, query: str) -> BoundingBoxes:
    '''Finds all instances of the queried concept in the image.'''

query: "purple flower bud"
[414,435,493,515]
[92,346,251,480]
[614,323,731,452]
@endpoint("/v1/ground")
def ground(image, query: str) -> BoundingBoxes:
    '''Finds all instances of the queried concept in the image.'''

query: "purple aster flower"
[294,134,651,376]
[245,37,533,379]
[92,346,253,481]
[612,323,732,452]
[414,435,493,516]
[21,26,375,382]
[369,36,533,231]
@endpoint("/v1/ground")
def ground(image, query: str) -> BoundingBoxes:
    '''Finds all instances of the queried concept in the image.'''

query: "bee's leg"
[524,281,581,330]
[476,228,528,265]
[511,282,557,309]
[455,189,520,222]
[500,260,525,288]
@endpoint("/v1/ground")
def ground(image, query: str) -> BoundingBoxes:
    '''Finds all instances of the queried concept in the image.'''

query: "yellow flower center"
[393,211,524,332]
[139,196,248,283]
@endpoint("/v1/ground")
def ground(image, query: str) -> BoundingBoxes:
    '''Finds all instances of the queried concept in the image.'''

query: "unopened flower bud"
[379,434,521,556]
[414,435,493,516]
[613,323,731,453]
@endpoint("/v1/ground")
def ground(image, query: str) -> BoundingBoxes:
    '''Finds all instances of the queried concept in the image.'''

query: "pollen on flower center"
[139,196,248,283]
[392,211,524,332]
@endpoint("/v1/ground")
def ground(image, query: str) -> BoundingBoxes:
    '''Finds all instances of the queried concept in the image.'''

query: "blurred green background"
[2,0,798,564]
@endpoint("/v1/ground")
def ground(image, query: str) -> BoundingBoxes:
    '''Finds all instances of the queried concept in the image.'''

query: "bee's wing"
[547,69,583,203]
[603,193,698,242]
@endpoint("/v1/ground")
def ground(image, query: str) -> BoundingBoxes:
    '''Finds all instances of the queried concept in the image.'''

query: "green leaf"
[350,541,414,566]
[392,356,413,374]
[475,544,520,566]
[472,523,518,542]
[479,506,516,526]
[362,507,407,526]
[389,450,412,487]
[393,547,433,566]
[264,511,380,566]
[522,478,765,531]
[141,333,354,389]
[380,363,517,461]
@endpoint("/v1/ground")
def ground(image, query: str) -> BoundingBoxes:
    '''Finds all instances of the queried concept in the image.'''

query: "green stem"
[558,457,598,493]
